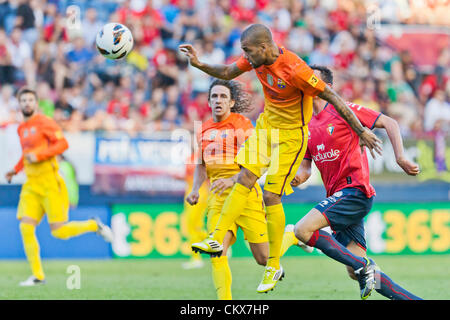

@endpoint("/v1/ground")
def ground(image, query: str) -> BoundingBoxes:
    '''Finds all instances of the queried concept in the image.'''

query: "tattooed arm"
[179,44,244,80]
[318,86,383,157]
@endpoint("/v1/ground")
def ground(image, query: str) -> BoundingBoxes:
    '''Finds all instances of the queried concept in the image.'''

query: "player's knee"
[294,221,308,243]
[51,226,69,240]
[346,266,358,281]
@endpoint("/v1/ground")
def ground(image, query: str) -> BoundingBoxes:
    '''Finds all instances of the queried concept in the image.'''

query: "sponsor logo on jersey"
[277,78,286,89]
[313,148,340,163]
[317,144,325,151]
[327,124,334,135]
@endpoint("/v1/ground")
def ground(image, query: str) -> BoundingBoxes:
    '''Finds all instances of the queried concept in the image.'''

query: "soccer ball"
[96,23,133,60]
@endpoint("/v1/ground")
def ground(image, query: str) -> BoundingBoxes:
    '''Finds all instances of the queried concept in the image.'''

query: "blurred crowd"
[0,0,448,138]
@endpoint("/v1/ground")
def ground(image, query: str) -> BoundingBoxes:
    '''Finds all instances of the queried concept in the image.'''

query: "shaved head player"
[180,24,382,294]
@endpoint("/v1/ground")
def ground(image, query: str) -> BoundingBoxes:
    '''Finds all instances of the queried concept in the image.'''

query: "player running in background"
[181,152,209,270]
[186,79,269,300]
[180,23,382,293]
[5,87,113,287]
[281,66,422,300]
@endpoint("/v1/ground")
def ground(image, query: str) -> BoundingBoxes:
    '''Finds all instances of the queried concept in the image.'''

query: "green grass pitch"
[1,255,448,300]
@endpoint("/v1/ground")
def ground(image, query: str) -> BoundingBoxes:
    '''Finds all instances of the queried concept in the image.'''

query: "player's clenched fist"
[5,169,16,184]
[179,44,200,67]
[397,157,420,176]
[186,191,200,206]
[290,175,302,187]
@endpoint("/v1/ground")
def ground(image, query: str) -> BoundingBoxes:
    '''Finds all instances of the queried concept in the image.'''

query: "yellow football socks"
[19,223,45,281]
[266,203,285,269]
[212,183,250,243]
[280,228,298,257]
[51,220,98,240]
[211,255,232,300]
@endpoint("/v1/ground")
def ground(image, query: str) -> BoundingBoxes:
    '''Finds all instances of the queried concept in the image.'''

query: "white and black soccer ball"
[96,23,133,60]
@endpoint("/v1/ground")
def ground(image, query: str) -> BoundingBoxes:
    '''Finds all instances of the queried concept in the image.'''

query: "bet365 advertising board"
[110,202,449,258]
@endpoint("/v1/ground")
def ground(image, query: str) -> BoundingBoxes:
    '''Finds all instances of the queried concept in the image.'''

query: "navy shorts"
[314,188,374,250]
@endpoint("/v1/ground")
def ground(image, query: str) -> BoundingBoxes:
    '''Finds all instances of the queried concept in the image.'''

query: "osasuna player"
[282,66,422,300]
[5,87,113,286]
[186,79,269,300]
[180,23,382,294]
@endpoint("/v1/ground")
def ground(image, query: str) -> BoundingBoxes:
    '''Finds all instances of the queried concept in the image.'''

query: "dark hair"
[310,65,333,85]
[208,79,252,114]
[17,87,38,100]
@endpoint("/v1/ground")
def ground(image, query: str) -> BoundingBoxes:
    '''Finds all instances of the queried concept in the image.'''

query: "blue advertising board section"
[92,135,190,195]
[0,206,110,259]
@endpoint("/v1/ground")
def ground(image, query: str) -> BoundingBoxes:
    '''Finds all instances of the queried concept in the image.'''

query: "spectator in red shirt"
[44,13,68,43]
[107,89,131,119]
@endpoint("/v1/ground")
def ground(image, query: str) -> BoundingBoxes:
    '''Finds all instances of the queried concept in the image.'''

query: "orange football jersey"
[236,46,326,129]
[14,114,68,177]
[197,113,254,181]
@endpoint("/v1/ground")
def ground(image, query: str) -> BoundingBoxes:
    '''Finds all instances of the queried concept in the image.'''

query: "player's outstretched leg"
[375,271,423,300]
[192,178,255,256]
[50,217,113,242]
[302,229,377,299]
[345,242,422,300]
[295,210,377,299]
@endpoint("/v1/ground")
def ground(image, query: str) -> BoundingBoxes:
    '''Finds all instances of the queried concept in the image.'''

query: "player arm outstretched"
[373,114,420,176]
[186,162,208,205]
[290,159,312,187]
[179,44,245,80]
[318,86,382,158]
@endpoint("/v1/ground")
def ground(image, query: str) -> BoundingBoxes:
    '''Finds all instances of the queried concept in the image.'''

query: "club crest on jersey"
[277,78,286,89]
[267,74,274,86]
[327,124,334,135]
